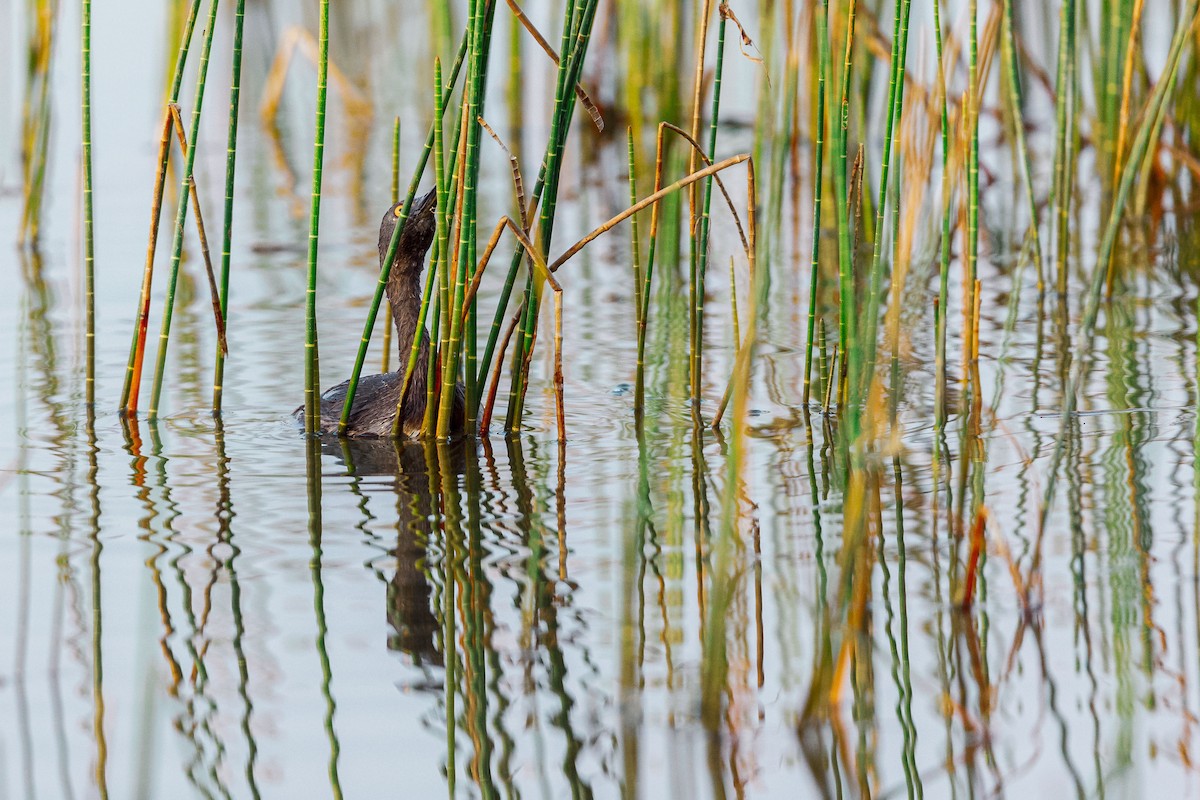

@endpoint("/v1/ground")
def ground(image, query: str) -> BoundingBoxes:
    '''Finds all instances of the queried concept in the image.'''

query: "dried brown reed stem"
[167,104,228,357]
[551,154,750,271]
[687,0,715,232]
[259,27,371,124]
[465,216,565,440]
[959,506,989,608]
[478,115,529,229]
[503,0,603,131]
[479,302,525,434]
[658,122,750,256]
[124,106,176,414]
[1112,0,1147,189]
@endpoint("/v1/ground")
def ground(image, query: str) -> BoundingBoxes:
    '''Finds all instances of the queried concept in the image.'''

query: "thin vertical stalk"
[628,127,643,345]
[687,0,714,407]
[634,125,668,415]
[506,0,600,431]
[121,0,203,413]
[213,0,246,414]
[967,0,980,369]
[933,0,951,430]
[803,0,830,406]
[20,0,57,248]
[852,0,911,443]
[82,0,94,407]
[147,0,221,422]
[381,116,400,374]
[302,0,331,432]
[336,31,470,435]
[438,0,498,438]
[1001,0,1044,290]
[691,8,728,410]
[1111,0,1146,189]
[1051,0,1077,298]
[833,0,858,408]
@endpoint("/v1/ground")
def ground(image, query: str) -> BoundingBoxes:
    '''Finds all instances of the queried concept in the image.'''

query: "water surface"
[3,1,1200,798]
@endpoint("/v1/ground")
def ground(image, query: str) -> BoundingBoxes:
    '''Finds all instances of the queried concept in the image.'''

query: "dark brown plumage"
[298,189,465,437]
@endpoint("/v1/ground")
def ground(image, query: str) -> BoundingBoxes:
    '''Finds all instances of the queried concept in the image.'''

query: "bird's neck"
[386,268,428,367]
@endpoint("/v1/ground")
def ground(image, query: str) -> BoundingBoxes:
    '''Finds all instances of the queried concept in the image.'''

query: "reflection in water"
[6,212,1200,799]
[5,14,1200,797]
[8,286,1200,797]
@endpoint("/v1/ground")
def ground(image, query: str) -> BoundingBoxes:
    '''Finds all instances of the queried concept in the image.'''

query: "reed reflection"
[327,434,595,797]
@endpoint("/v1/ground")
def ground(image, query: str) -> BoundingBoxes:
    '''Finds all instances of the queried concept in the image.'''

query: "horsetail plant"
[213,0,247,414]
[381,115,400,374]
[690,5,729,415]
[335,30,470,436]
[437,0,498,440]
[932,0,951,429]
[850,0,912,448]
[687,0,715,410]
[1000,0,1045,289]
[1037,0,1200,541]
[147,0,220,422]
[832,0,858,409]
[802,0,830,407]
[82,0,95,407]
[121,0,203,415]
[301,0,330,433]
[504,0,601,434]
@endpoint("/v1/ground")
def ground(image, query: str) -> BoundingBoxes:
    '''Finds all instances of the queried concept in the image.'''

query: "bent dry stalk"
[147,0,221,422]
[121,0,204,415]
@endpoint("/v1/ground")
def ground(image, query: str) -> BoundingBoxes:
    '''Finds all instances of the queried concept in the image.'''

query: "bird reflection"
[326,437,469,667]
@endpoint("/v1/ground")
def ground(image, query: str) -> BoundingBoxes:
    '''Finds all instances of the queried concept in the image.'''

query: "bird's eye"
[394,206,403,218]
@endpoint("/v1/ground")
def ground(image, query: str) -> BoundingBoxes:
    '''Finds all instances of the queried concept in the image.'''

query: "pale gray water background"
[3,1,1200,798]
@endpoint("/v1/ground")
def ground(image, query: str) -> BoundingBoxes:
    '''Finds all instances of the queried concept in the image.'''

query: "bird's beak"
[416,187,437,217]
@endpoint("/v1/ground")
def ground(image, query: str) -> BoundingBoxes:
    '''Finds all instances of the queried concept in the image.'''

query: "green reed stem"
[392,116,402,203]
[933,0,951,431]
[967,0,979,368]
[833,0,858,409]
[1051,0,1077,298]
[633,131,666,416]
[394,241,442,438]
[687,0,715,410]
[690,9,727,414]
[464,8,499,435]
[393,60,451,438]
[147,0,220,422]
[438,0,497,439]
[851,0,910,444]
[628,128,643,344]
[423,291,442,434]
[803,0,830,407]
[212,0,246,414]
[1001,0,1044,290]
[507,0,600,431]
[1039,0,1199,537]
[82,0,94,407]
[381,116,400,375]
[336,31,469,436]
[301,0,330,433]
[121,0,202,412]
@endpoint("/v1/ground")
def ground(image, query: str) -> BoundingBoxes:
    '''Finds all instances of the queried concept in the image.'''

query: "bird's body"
[297,189,465,437]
